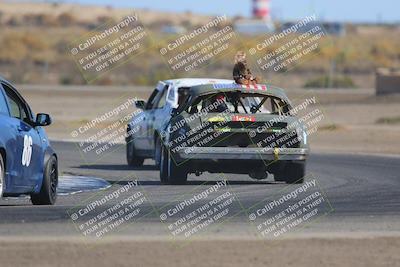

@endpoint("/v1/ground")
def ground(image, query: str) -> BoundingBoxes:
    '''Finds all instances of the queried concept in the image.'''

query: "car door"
[133,88,158,151]
[0,84,22,193]
[2,83,43,189]
[146,84,170,151]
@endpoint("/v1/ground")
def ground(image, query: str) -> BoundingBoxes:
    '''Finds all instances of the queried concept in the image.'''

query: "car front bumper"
[175,147,308,161]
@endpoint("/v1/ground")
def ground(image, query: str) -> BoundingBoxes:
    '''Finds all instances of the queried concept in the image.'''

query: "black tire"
[126,140,144,167]
[154,137,162,168]
[0,154,5,198]
[160,144,187,185]
[168,161,188,185]
[159,144,168,184]
[31,155,58,205]
[274,161,305,184]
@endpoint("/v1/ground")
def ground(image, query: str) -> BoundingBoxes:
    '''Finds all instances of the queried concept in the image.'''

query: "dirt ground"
[18,85,400,155]
[5,85,400,266]
[0,235,399,267]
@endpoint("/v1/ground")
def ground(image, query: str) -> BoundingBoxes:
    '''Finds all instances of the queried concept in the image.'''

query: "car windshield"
[186,92,289,115]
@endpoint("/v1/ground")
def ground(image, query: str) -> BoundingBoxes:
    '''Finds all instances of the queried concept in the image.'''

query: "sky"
[48,0,398,23]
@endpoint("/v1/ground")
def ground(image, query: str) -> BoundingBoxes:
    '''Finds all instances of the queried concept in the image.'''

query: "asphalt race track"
[0,141,399,238]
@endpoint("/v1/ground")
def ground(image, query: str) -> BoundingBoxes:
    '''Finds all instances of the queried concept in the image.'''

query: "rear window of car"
[187,92,289,115]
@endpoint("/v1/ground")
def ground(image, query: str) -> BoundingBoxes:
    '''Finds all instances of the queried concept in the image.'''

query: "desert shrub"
[22,14,58,26]
[304,75,355,88]
[0,35,28,62]
[0,32,49,63]
[97,15,116,25]
[134,75,151,86]
[60,75,73,85]
[58,12,76,26]
[21,34,48,51]
[376,117,400,125]
[96,76,113,85]
[6,16,22,26]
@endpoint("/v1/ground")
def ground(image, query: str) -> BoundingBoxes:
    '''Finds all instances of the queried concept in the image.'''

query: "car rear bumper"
[176,147,308,161]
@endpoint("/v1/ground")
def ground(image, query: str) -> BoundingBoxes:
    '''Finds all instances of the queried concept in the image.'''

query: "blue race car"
[0,77,58,205]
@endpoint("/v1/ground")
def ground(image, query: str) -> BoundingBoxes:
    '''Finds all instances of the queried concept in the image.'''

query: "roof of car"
[164,78,234,87]
[0,76,10,84]
[188,82,289,101]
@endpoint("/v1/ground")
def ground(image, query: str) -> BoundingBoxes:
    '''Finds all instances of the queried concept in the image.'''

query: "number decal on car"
[22,135,33,167]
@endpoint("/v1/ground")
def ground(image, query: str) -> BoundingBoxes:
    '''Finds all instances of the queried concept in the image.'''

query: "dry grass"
[0,2,399,87]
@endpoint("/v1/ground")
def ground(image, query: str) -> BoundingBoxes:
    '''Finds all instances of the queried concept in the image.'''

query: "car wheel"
[159,144,168,184]
[0,154,5,198]
[274,161,305,184]
[126,140,144,167]
[167,151,188,185]
[31,155,58,205]
[161,145,187,185]
[154,137,162,168]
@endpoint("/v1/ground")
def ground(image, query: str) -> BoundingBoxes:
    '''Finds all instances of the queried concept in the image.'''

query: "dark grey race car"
[126,79,309,185]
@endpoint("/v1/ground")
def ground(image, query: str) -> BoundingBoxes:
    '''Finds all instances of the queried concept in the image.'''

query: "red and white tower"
[252,0,271,21]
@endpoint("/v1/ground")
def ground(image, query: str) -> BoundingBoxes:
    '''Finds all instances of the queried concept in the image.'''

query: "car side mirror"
[35,113,52,127]
[135,100,146,110]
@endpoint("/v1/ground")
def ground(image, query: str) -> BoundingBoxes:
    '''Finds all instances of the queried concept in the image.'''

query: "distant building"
[252,0,271,21]
[322,22,346,36]
[234,0,275,34]
[234,19,275,34]
[161,25,186,34]
[376,68,400,95]
[280,21,346,36]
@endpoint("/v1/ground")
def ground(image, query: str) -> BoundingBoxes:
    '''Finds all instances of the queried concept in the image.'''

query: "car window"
[156,89,167,108]
[154,85,168,109]
[145,89,158,110]
[7,95,21,118]
[167,87,175,102]
[177,87,190,109]
[188,93,289,115]
[2,83,30,122]
[0,88,9,115]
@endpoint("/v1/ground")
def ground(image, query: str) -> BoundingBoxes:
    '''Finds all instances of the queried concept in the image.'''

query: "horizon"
[21,0,400,24]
